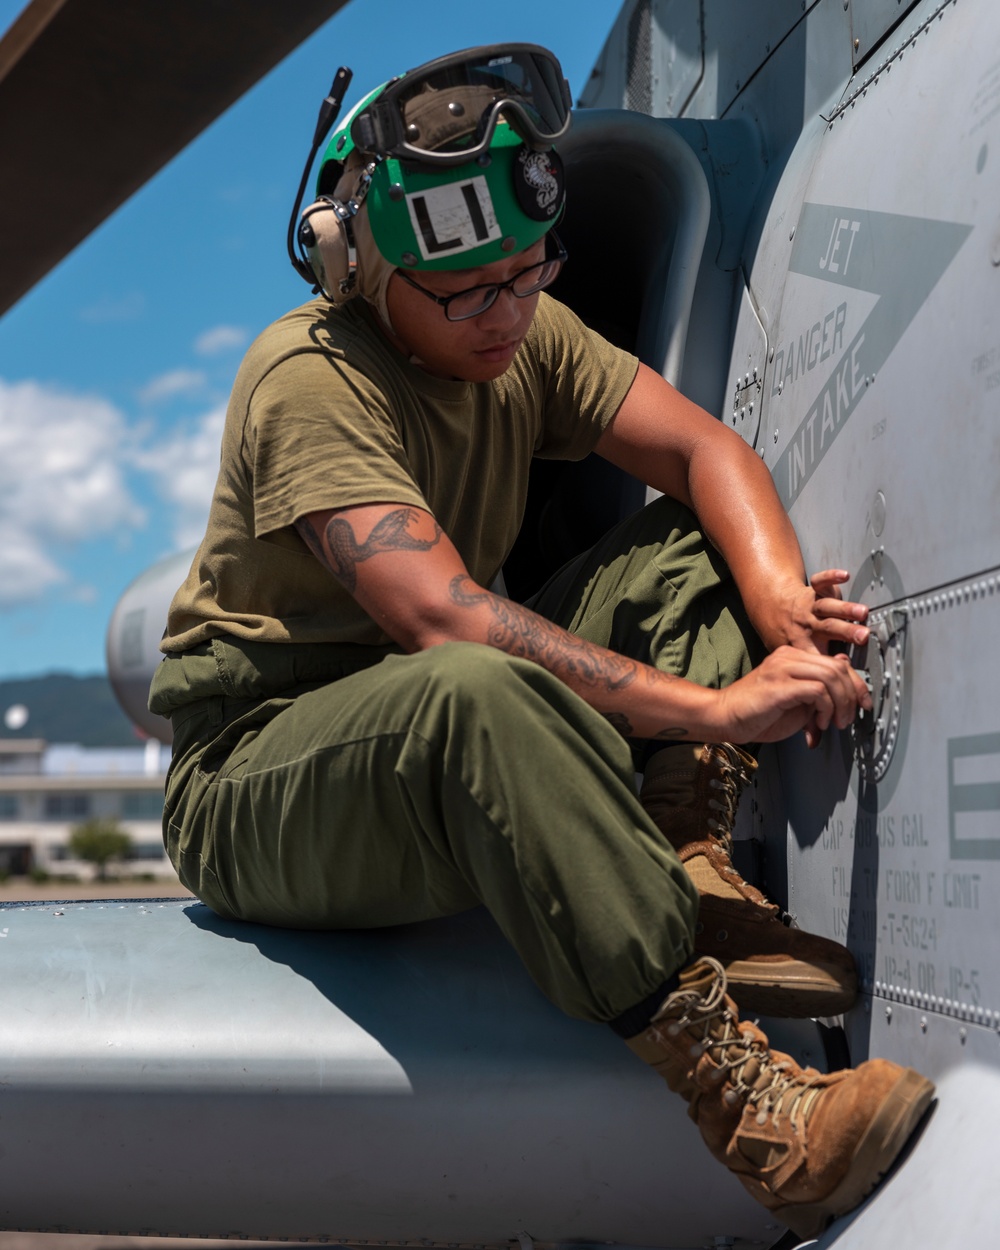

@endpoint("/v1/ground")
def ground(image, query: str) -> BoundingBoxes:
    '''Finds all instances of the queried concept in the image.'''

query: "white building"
[0,737,176,879]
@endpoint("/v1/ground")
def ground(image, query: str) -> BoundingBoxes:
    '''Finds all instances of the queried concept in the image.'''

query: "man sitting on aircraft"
[150,44,933,1238]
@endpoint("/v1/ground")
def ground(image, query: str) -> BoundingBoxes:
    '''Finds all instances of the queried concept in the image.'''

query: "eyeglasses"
[351,44,572,167]
[394,232,567,321]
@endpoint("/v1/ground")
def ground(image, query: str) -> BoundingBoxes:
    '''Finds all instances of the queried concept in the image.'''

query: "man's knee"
[403,641,540,703]
[397,642,586,735]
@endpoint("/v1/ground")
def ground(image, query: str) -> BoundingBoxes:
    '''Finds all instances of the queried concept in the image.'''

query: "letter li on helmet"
[287,44,572,312]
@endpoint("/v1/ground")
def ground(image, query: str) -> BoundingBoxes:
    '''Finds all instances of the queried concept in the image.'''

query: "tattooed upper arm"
[297,507,443,593]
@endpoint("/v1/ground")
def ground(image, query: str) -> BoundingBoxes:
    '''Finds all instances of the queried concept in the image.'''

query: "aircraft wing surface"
[0,0,346,316]
[0,897,778,1246]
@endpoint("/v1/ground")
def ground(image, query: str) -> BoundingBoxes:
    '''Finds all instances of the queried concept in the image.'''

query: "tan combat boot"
[627,958,934,1238]
[640,743,857,1016]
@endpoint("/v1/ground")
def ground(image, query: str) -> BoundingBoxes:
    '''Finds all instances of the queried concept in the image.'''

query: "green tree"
[68,820,133,881]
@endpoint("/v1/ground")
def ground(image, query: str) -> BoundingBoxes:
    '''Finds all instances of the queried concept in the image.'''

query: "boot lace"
[653,957,823,1133]
[705,744,754,851]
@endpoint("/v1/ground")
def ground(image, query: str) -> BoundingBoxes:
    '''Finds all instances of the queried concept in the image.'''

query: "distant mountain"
[0,673,143,747]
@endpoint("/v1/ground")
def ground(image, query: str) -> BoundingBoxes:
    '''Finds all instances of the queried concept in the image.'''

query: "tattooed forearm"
[605,715,686,740]
[300,508,443,592]
[604,712,635,737]
[449,575,638,693]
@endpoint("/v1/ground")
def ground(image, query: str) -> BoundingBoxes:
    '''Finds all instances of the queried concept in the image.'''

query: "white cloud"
[0,379,145,608]
[0,524,65,606]
[78,291,146,324]
[0,375,229,612]
[215,183,263,205]
[66,583,99,605]
[138,369,207,405]
[194,325,248,356]
[135,406,226,550]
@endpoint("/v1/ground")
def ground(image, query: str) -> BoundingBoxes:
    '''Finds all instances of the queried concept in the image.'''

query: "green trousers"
[150,496,761,1022]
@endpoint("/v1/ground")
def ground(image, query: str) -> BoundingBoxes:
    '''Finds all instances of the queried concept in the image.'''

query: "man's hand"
[765,569,872,748]
[713,645,872,746]
[775,569,871,655]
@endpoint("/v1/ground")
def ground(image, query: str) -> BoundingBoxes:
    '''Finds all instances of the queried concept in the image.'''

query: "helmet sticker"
[405,176,502,261]
[513,148,564,222]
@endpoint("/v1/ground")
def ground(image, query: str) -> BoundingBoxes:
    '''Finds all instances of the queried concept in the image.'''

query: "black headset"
[286,66,361,298]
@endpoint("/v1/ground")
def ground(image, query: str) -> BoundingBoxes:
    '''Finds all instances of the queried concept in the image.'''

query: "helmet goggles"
[349,44,572,167]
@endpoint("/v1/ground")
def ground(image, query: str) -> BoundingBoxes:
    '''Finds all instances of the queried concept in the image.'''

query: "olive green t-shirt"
[162,293,639,652]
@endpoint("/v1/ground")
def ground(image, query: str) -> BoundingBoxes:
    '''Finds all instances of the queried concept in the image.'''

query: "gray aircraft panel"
[579,0,860,134]
[758,5,997,593]
[723,282,768,450]
[696,10,1000,1243]
[712,17,1000,1236]
[848,0,915,67]
[772,577,1000,1048]
[577,0,704,116]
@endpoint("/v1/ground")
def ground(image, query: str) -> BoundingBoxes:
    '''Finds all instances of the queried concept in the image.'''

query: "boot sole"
[775,1067,936,1238]
[722,957,857,1018]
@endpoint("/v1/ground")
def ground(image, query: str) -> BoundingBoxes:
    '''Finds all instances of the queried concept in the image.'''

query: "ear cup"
[298,198,359,305]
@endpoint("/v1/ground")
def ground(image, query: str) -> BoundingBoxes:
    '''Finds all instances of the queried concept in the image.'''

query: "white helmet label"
[406,176,501,261]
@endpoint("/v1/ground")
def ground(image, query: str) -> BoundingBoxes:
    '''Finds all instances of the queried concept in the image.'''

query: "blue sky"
[0,0,623,680]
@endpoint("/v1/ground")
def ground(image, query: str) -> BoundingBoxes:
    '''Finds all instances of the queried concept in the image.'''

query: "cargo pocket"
[171,844,238,920]
[168,697,292,920]
[196,697,294,779]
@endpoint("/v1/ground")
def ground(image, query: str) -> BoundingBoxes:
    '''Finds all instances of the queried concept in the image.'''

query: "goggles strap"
[339,159,378,295]
[349,158,379,211]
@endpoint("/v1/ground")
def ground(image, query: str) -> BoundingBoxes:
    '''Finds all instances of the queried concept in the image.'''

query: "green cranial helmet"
[316,44,570,272]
